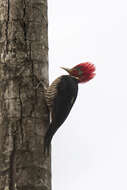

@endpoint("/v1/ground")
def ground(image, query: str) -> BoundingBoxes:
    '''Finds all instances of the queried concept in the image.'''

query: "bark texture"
[0,0,51,190]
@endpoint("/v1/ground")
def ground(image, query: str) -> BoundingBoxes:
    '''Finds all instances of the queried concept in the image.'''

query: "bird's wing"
[51,75,78,130]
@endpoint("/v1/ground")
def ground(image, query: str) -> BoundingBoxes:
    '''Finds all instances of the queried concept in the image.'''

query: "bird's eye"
[76,67,83,75]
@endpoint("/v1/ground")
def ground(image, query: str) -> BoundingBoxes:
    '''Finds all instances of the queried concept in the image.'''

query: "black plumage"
[44,75,78,153]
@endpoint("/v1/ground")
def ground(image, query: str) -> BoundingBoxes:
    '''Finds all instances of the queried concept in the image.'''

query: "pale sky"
[48,0,127,189]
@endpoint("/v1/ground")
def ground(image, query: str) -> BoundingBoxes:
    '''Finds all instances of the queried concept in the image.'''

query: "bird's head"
[61,62,96,83]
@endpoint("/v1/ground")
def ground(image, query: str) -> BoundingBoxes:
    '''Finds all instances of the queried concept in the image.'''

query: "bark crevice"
[9,131,16,190]
[18,82,24,143]
[23,0,27,42]
[5,0,10,53]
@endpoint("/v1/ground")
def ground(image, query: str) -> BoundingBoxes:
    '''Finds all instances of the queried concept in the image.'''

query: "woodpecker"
[44,62,95,153]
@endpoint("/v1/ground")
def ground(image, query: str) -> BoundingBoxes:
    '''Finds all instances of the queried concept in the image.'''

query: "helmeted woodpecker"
[44,62,96,153]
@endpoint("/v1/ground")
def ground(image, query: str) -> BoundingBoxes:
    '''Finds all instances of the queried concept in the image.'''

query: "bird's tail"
[43,124,55,155]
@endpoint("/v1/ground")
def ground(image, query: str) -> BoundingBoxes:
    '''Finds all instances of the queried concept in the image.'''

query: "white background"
[48,0,127,189]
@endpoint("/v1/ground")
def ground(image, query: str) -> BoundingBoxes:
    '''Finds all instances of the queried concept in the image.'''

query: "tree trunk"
[0,0,51,190]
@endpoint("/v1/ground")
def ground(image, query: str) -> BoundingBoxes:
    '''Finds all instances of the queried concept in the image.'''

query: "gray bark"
[0,0,51,190]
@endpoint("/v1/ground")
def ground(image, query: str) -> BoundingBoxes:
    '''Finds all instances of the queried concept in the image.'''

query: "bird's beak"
[60,67,72,74]
[61,67,80,81]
